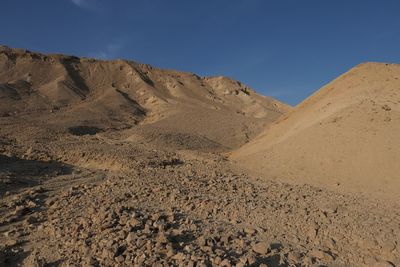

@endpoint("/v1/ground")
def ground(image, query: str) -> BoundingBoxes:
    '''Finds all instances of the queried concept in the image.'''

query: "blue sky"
[1,0,400,105]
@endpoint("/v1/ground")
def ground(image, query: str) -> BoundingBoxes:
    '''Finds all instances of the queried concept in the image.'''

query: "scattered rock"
[252,241,269,255]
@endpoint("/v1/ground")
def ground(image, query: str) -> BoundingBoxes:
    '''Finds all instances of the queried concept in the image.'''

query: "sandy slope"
[232,62,400,198]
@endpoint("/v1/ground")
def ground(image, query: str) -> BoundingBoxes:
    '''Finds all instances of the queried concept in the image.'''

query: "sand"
[232,62,400,199]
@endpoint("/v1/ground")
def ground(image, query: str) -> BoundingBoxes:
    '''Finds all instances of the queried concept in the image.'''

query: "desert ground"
[0,46,399,267]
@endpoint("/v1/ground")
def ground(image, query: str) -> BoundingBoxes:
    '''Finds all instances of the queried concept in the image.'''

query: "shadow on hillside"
[0,154,73,195]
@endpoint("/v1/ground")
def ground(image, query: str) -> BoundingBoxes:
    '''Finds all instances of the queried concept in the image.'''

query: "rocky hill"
[0,45,289,150]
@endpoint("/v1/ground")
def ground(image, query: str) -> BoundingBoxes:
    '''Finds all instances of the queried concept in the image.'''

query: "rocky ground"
[1,128,399,267]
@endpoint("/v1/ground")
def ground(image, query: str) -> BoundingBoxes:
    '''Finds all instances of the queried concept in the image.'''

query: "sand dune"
[232,62,400,198]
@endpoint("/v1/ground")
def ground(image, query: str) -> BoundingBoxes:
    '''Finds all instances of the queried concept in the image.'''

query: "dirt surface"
[1,47,399,267]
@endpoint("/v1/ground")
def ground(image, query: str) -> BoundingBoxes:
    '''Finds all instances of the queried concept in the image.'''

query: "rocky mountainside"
[232,62,400,198]
[0,45,289,150]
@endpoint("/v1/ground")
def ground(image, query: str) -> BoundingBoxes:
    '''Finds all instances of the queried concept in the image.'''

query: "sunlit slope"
[233,63,400,197]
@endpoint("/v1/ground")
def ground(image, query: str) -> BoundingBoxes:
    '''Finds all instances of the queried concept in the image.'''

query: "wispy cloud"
[71,0,88,8]
[70,0,102,12]
[90,41,125,60]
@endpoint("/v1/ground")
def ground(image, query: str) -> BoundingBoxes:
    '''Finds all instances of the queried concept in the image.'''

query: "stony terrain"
[1,47,399,267]
[1,133,399,267]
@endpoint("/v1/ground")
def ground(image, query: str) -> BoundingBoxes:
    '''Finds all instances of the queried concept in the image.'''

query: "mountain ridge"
[0,45,290,150]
